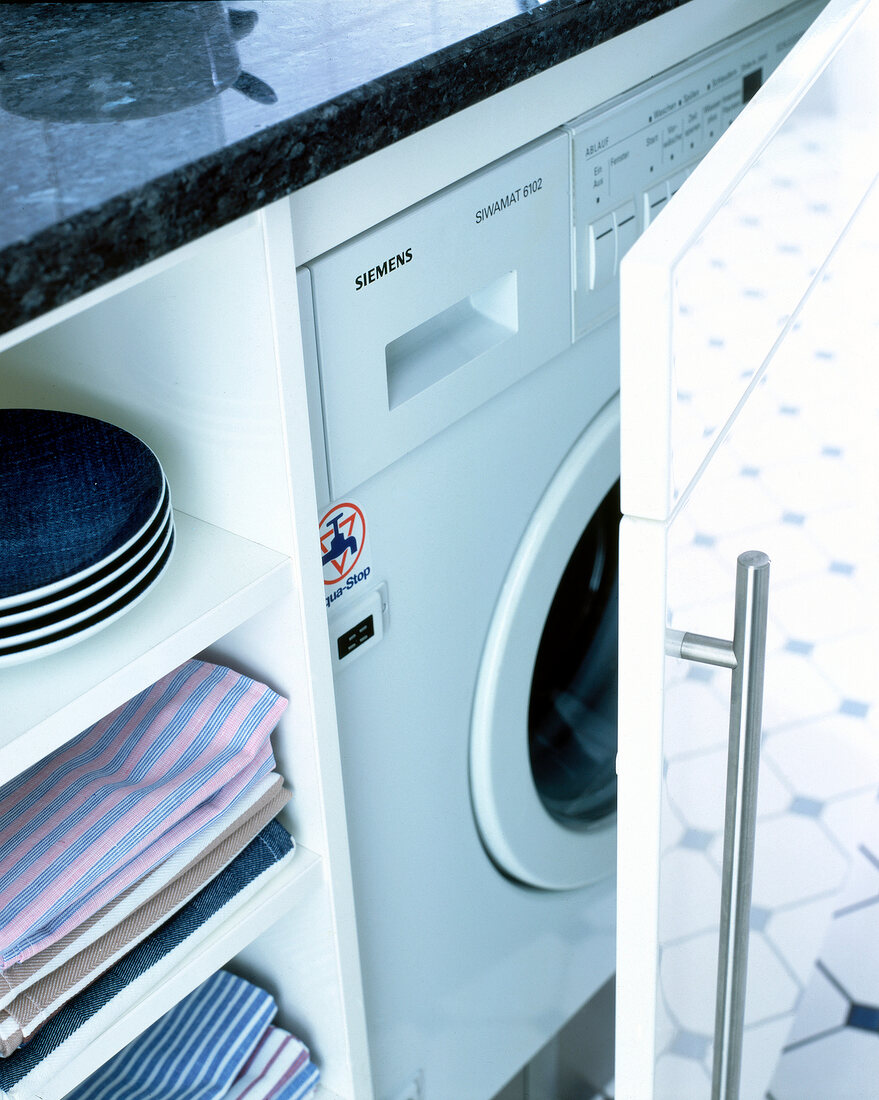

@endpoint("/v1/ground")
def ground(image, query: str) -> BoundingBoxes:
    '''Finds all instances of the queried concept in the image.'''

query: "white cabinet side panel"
[615,514,668,1100]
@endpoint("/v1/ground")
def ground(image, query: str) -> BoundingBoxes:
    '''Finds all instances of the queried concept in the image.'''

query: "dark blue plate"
[0,410,165,600]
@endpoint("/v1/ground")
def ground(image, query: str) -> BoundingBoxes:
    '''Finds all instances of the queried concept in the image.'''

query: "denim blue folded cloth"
[0,819,294,1094]
[0,410,164,599]
[64,970,277,1100]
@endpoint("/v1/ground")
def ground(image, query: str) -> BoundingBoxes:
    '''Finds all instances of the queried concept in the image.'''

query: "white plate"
[0,529,176,668]
[0,487,171,627]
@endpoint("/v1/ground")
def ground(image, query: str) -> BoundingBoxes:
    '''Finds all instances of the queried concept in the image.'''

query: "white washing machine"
[297,9,817,1098]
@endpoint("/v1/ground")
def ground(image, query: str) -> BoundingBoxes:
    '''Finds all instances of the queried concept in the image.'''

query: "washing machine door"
[470,395,619,890]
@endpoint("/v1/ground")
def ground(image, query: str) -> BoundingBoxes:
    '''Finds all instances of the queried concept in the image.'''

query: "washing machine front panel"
[470,396,620,891]
[305,130,573,499]
[327,325,619,1100]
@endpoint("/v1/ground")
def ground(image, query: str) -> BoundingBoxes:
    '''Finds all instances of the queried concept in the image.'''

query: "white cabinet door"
[616,1,879,1097]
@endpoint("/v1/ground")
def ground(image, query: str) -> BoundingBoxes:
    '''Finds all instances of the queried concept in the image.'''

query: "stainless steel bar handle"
[667,551,771,1100]
[712,551,771,1100]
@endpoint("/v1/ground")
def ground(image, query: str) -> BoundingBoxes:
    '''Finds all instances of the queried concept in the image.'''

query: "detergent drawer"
[301,130,572,497]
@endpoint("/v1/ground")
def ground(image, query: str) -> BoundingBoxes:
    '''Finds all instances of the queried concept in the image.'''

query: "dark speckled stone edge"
[0,0,689,336]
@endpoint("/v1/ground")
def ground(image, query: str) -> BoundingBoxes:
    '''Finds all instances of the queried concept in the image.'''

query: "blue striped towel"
[64,970,276,1100]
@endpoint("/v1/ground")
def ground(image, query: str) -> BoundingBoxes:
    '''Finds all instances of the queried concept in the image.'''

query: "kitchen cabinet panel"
[617,0,879,1096]
[0,207,372,1100]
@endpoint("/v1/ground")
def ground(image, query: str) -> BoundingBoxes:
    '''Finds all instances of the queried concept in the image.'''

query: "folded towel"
[0,770,283,1011]
[0,819,295,1097]
[0,659,287,968]
[226,1024,320,1100]
[0,778,291,1056]
[65,970,277,1100]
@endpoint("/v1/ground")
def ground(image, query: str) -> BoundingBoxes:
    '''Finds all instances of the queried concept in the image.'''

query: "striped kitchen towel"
[0,819,295,1097]
[64,970,277,1100]
[0,777,291,1056]
[0,659,287,968]
[226,1025,320,1100]
[0,770,284,1012]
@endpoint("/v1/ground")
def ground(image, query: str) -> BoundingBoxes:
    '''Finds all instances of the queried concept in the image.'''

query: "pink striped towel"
[0,659,287,968]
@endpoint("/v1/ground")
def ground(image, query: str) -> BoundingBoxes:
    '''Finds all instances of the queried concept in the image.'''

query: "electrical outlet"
[390,1070,424,1100]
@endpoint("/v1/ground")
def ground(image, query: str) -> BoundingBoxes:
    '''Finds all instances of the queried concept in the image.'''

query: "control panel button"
[683,109,702,156]
[721,90,741,129]
[667,170,690,200]
[703,100,722,143]
[613,202,638,273]
[643,183,669,229]
[588,214,616,290]
[662,120,684,165]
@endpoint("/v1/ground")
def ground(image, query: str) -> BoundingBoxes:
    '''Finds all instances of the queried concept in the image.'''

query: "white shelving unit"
[0,513,291,784]
[35,850,323,1100]
[0,204,372,1100]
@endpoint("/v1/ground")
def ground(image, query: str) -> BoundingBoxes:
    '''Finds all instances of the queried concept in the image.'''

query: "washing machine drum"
[470,398,619,890]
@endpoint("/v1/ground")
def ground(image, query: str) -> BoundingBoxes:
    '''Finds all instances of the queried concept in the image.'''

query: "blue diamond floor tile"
[840,700,870,719]
[847,1004,879,1033]
[790,796,824,818]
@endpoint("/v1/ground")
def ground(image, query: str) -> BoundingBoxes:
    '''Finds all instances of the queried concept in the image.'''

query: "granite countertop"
[0,0,688,336]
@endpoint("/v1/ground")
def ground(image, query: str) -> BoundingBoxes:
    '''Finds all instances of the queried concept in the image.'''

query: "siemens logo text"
[355,249,413,290]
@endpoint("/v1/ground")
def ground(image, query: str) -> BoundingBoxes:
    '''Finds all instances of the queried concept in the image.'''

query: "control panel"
[566,0,823,339]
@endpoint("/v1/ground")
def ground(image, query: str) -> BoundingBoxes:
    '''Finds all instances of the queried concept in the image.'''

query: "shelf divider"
[25,847,322,1100]
[0,510,294,788]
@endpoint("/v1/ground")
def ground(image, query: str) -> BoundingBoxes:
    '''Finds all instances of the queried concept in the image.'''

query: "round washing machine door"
[470,396,619,890]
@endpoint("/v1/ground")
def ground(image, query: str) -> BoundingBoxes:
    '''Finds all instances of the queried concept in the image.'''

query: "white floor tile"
[655,994,678,1062]
[805,508,877,571]
[761,650,841,735]
[660,931,719,1033]
[766,895,841,986]
[653,1054,711,1100]
[764,714,879,802]
[768,1026,879,1100]
[658,848,722,943]
[663,677,731,758]
[743,932,801,1025]
[822,791,879,884]
[755,757,797,816]
[811,631,879,708]
[715,522,830,590]
[740,1015,798,1100]
[783,963,848,1047]
[769,570,872,642]
[660,797,688,856]
[664,747,793,846]
[678,473,781,543]
[666,546,737,625]
[665,748,729,836]
[748,814,848,910]
[758,457,858,517]
[821,901,879,1006]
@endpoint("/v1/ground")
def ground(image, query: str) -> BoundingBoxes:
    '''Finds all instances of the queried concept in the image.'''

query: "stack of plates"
[0,410,175,667]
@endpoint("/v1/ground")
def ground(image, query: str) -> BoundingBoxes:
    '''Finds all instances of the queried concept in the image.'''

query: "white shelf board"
[39,846,322,1100]
[0,510,293,787]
